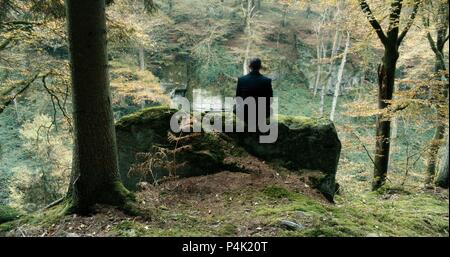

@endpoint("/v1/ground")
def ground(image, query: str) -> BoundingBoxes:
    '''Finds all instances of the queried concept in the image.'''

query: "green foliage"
[7,114,71,212]
[0,205,22,223]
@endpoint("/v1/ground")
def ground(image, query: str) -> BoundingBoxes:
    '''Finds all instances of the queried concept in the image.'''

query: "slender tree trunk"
[243,40,251,75]
[330,32,350,121]
[313,42,322,95]
[319,30,339,117]
[435,134,449,188]
[319,43,328,117]
[66,0,133,214]
[313,24,323,94]
[282,5,288,27]
[138,46,145,71]
[242,0,254,75]
[326,30,342,94]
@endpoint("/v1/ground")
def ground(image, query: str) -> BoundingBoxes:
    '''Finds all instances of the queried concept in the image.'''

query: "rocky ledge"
[115,106,341,200]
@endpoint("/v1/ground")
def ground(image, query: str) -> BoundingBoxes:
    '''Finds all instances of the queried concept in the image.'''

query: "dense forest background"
[0,0,448,237]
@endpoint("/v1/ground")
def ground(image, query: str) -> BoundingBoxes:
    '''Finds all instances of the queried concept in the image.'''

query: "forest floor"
[1,155,448,237]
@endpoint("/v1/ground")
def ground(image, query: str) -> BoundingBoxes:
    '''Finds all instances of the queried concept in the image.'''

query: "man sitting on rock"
[234,58,273,132]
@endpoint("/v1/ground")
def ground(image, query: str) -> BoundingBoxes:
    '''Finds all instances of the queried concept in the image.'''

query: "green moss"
[1,185,447,237]
[108,181,150,218]
[262,186,293,200]
[218,223,238,236]
[0,205,22,224]
[0,200,68,235]
[277,114,329,129]
[257,188,328,217]
[115,105,175,129]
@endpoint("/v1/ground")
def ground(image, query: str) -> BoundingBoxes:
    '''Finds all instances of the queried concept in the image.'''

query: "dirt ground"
[4,154,331,237]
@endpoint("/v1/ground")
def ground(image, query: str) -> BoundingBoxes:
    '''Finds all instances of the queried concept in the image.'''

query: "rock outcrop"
[115,106,341,200]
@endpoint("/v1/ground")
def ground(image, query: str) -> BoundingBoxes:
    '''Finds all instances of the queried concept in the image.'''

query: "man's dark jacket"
[235,70,273,125]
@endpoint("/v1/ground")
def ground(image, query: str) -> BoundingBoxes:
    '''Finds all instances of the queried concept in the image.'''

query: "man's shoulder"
[238,74,251,80]
[259,75,272,84]
[262,75,272,82]
[239,74,271,79]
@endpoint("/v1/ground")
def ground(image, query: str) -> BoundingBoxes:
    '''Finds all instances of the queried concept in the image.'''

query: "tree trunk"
[358,0,421,190]
[243,40,251,75]
[425,0,449,184]
[282,5,288,27]
[319,43,328,117]
[388,82,399,172]
[426,122,446,184]
[330,32,350,121]
[66,0,133,214]
[435,135,449,188]
[326,30,341,94]
[313,21,324,94]
[242,0,254,75]
[313,41,322,95]
[372,44,399,190]
[319,30,339,117]
[138,46,145,70]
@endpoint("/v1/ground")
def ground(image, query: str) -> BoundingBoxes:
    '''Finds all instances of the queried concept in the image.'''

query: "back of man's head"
[249,58,262,71]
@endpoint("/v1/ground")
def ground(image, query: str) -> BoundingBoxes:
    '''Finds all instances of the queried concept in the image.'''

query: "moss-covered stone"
[115,106,341,200]
[227,114,341,200]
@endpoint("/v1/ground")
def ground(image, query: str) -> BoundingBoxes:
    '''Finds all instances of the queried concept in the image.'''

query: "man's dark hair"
[249,58,262,71]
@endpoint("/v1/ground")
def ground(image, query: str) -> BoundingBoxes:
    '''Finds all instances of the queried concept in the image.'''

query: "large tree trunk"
[66,0,133,214]
[372,44,399,190]
[435,135,449,188]
[330,32,350,121]
[359,0,421,191]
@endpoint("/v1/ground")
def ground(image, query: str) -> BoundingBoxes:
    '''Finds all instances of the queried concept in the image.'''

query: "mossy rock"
[0,205,22,224]
[225,114,341,200]
[115,106,341,200]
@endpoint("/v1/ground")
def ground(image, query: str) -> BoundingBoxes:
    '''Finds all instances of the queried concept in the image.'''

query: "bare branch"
[444,35,449,44]
[41,74,73,131]
[358,0,388,45]
[425,32,447,70]
[398,0,422,45]
[0,74,39,114]
[387,0,403,40]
